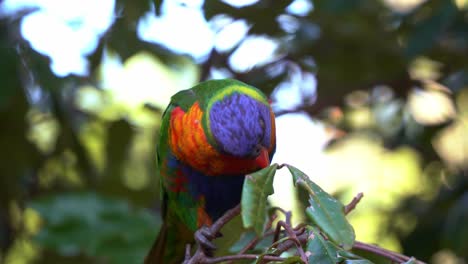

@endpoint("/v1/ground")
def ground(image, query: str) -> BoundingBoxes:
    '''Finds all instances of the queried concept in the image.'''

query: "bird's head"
[200,82,276,175]
[167,80,276,176]
[206,90,275,170]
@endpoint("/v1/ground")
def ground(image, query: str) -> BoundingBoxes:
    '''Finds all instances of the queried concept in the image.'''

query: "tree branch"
[353,241,424,263]
[344,192,364,215]
[204,254,285,264]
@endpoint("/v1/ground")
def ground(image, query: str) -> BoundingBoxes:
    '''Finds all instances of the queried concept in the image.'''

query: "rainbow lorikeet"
[145,79,276,264]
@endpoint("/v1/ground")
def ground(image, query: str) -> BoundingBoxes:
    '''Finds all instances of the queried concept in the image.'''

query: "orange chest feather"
[168,102,259,176]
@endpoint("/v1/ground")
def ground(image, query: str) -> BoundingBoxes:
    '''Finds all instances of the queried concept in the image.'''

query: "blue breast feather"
[166,153,245,221]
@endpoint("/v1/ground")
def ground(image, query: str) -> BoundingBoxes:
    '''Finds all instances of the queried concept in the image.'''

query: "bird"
[144,79,276,264]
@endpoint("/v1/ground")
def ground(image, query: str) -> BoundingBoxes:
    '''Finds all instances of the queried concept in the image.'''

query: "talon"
[194,226,217,256]
[200,227,214,240]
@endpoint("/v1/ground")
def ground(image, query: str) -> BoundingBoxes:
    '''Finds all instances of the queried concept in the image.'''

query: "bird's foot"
[194,226,222,256]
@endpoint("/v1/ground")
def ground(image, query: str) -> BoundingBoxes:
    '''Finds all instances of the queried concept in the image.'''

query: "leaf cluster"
[185,164,421,264]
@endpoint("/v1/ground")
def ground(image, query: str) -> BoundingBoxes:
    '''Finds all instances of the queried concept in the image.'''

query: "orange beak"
[255,147,270,169]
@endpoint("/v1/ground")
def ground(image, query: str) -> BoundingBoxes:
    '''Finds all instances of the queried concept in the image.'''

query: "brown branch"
[270,207,291,243]
[353,241,425,264]
[277,163,288,169]
[344,192,364,215]
[272,231,308,255]
[204,254,285,264]
[343,193,423,263]
[272,221,308,263]
[211,205,241,233]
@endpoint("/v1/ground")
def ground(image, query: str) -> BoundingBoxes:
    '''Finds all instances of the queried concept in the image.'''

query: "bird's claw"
[194,226,222,256]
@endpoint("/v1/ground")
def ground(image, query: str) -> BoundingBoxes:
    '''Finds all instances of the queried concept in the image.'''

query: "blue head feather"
[209,93,272,157]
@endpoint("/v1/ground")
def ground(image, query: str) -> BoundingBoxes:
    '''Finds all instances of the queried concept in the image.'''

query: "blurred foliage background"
[0,0,467,263]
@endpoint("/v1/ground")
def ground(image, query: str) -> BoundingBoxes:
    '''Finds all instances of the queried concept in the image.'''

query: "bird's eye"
[252,144,262,157]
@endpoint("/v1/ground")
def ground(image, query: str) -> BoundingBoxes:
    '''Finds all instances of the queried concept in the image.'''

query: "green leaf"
[241,163,279,235]
[337,249,374,263]
[229,230,257,253]
[256,236,297,263]
[287,165,355,250]
[214,214,247,256]
[306,226,339,264]
[30,192,160,264]
[337,249,364,259]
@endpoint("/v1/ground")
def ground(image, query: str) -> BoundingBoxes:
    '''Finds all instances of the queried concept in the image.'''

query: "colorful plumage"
[145,79,276,264]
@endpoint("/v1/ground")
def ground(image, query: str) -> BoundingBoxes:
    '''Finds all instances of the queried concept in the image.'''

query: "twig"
[353,241,425,264]
[274,221,308,263]
[233,207,287,262]
[344,192,364,215]
[204,254,285,264]
[277,163,288,169]
[225,214,279,264]
[270,206,289,217]
[210,204,241,233]
[270,208,291,243]
[272,231,308,255]
[273,220,283,243]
